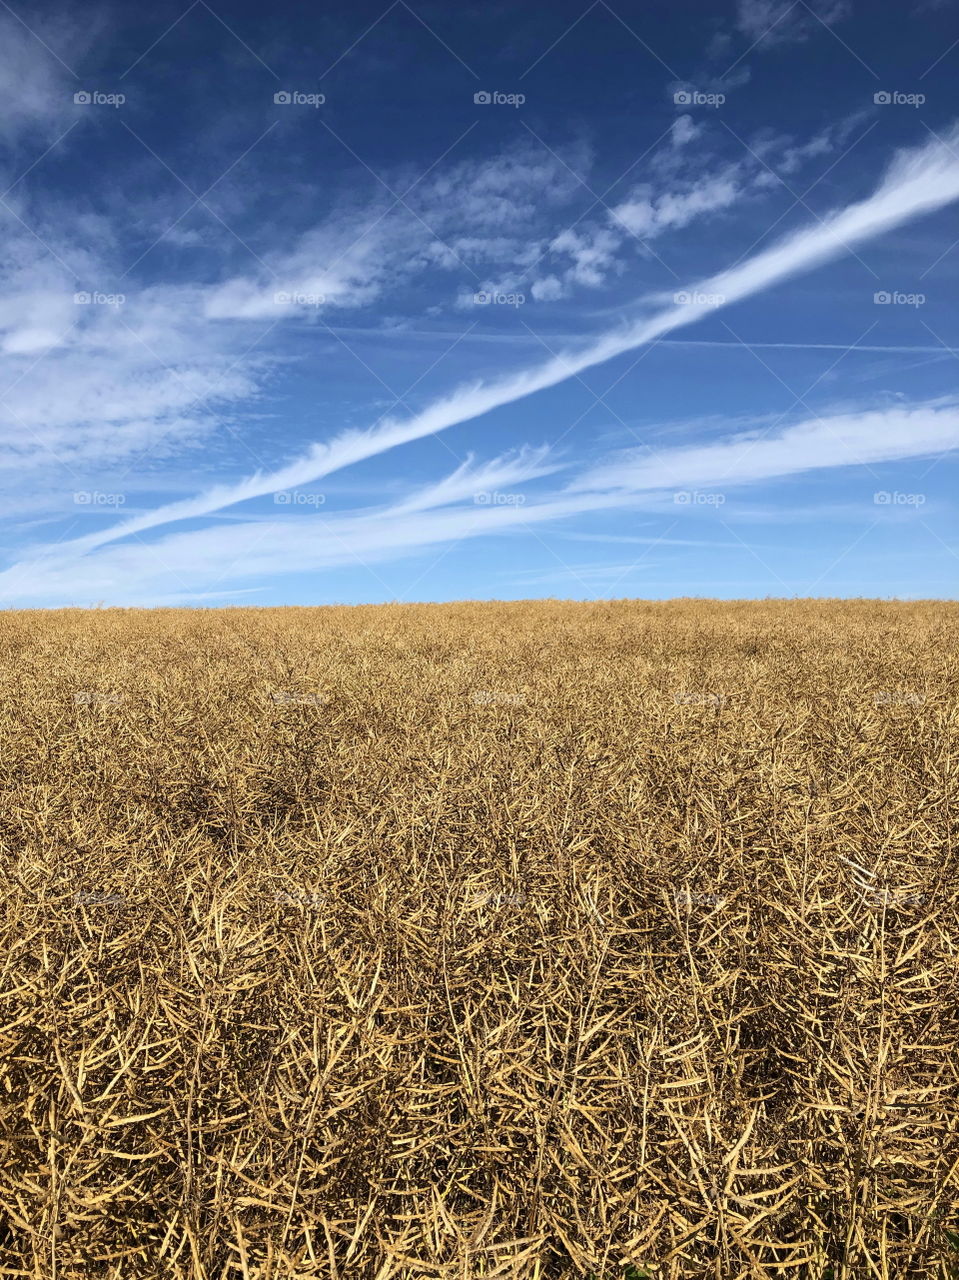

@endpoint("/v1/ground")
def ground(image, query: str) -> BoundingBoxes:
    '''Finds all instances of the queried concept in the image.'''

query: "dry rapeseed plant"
[0,599,957,1279]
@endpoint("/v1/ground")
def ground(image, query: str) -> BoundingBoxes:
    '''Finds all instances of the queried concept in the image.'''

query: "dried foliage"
[0,599,958,1279]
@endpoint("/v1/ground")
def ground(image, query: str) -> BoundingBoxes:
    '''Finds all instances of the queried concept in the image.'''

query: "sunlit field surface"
[1,600,957,1279]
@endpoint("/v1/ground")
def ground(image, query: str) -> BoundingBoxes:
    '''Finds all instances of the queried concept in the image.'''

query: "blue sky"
[1,0,958,606]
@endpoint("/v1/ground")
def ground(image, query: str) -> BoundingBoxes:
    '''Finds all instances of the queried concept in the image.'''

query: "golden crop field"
[1,599,957,1280]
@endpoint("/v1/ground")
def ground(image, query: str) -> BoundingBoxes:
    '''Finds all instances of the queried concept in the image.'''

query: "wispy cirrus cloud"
[205,141,592,320]
[2,0,955,609]
[0,11,89,146]
[478,113,873,304]
[735,0,852,48]
[573,397,959,494]
[3,391,957,605]
[15,119,958,576]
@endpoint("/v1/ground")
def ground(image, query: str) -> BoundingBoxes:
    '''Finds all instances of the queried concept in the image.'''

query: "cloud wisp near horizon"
[1,0,958,604]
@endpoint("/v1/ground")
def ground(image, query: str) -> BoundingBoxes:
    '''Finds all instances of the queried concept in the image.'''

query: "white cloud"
[0,474,626,605]
[0,15,77,146]
[205,142,591,320]
[34,119,959,556]
[3,396,957,606]
[574,398,959,494]
[671,115,701,148]
[0,280,272,475]
[6,125,959,604]
[204,222,387,320]
[735,0,851,46]
[385,447,562,516]
[523,115,868,299]
[612,168,744,239]
[0,130,280,477]
[530,275,564,301]
[550,227,624,288]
